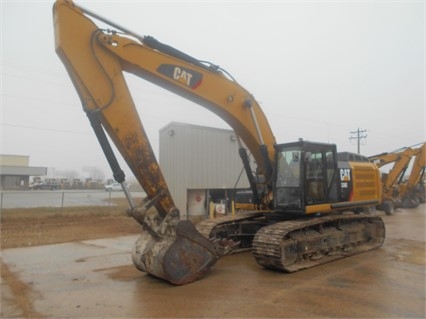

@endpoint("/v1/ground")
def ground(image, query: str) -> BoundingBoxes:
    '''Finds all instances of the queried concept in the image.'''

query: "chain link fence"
[0,190,146,212]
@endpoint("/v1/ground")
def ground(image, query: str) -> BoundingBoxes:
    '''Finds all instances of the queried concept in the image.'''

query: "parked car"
[29,181,59,190]
[104,182,128,192]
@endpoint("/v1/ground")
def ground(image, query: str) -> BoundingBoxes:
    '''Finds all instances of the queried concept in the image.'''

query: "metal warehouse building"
[159,122,252,222]
[0,155,47,190]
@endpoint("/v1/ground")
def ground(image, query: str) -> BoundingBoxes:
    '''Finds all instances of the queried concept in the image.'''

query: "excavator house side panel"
[349,162,382,203]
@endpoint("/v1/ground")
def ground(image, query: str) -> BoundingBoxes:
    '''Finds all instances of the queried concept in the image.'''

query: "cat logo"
[157,64,203,89]
[340,168,351,182]
[173,67,193,86]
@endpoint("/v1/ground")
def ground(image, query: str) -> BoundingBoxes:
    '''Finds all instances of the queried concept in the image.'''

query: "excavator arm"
[398,143,426,206]
[53,0,276,284]
[369,147,415,213]
[404,143,425,191]
[54,0,276,210]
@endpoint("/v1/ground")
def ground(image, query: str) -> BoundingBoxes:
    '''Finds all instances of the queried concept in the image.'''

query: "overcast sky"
[1,0,425,181]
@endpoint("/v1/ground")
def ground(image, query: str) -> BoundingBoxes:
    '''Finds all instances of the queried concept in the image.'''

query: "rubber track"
[252,214,385,272]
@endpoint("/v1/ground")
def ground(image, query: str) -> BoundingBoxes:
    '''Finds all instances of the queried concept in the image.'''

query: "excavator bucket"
[129,203,221,285]
[132,220,219,285]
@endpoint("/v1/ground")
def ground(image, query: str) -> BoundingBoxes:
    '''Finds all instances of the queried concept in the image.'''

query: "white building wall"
[159,122,251,218]
[0,154,29,166]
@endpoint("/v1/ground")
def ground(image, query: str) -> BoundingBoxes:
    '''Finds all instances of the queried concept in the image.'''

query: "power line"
[349,128,367,154]
[0,123,91,135]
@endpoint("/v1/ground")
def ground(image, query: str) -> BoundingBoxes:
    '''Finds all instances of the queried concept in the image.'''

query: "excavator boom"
[53,0,274,284]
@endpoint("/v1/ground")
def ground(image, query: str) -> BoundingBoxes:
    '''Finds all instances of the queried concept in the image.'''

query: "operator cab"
[274,140,339,214]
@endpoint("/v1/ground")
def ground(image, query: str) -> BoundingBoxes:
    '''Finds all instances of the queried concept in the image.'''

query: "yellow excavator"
[399,143,426,207]
[369,145,424,213]
[393,143,425,208]
[53,0,385,285]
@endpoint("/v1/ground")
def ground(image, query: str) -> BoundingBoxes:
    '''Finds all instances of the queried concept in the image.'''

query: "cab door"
[303,145,339,205]
[305,150,327,204]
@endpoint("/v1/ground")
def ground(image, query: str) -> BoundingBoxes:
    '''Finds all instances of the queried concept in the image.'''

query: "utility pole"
[349,128,367,154]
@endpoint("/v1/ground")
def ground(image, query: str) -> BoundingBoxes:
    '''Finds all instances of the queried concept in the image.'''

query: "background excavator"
[53,0,385,285]
[397,143,426,207]
[369,143,425,213]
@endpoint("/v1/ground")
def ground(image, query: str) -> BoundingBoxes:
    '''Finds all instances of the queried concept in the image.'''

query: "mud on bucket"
[132,219,219,285]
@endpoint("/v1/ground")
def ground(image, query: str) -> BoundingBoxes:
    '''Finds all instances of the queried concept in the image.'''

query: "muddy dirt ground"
[1,204,425,318]
[1,203,142,318]
[0,204,142,250]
